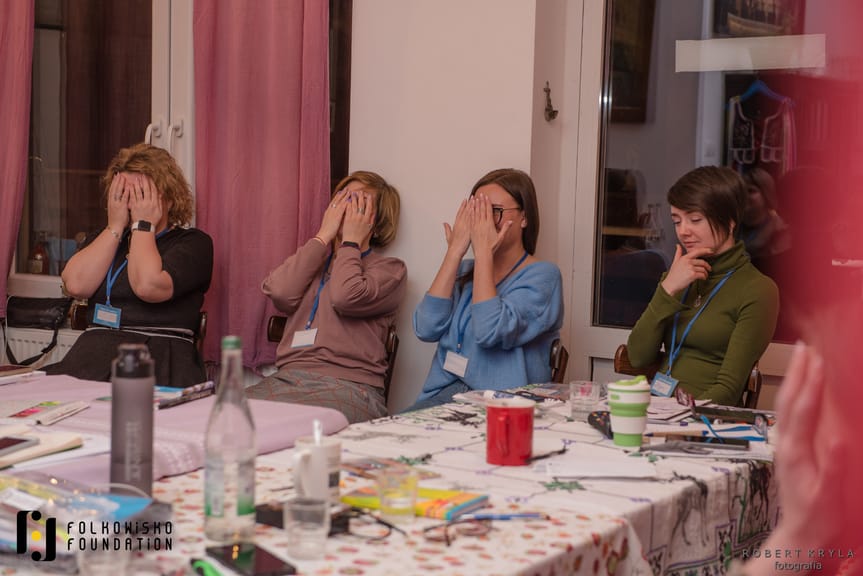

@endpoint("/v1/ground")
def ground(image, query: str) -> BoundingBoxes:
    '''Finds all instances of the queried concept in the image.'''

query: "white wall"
[350,0,541,411]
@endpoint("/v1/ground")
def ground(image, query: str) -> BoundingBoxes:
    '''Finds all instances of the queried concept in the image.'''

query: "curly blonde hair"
[102,143,194,226]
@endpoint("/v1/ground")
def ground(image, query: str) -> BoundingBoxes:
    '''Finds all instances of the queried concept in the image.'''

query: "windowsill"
[6,272,65,298]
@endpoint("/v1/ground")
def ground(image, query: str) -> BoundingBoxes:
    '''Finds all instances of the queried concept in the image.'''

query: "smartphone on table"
[0,436,39,457]
[205,543,296,576]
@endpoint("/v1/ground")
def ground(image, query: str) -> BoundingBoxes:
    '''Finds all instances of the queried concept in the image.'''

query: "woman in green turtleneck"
[627,166,779,406]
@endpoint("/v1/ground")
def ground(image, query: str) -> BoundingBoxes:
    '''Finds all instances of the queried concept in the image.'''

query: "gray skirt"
[245,368,387,424]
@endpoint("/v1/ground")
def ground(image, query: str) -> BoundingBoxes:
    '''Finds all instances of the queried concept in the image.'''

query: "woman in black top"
[46,143,213,387]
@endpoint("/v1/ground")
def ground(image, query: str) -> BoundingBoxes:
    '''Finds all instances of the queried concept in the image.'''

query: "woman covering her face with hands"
[246,171,406,423]
[46,143,213,387]
[626,166,779,406]
[409,168,563,410]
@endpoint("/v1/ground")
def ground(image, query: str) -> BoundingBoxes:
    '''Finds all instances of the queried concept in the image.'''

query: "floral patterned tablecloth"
[7,399,777,576]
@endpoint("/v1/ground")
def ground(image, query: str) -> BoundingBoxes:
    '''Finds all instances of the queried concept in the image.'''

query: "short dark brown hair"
[667,166,745,244]
[102,143,194,226]
[470,168,540,254]
[333,171,401,248]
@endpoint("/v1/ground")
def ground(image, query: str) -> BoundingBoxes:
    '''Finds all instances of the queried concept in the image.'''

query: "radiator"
[2,327,79,367]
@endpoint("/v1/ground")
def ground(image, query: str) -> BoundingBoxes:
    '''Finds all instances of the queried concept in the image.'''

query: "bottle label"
[237,462,255,515]
[28,258,45,274]
[205,460,225,518]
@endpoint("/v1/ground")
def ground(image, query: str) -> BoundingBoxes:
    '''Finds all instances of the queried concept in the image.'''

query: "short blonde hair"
[102,143,194,226]
[333,171,401,248]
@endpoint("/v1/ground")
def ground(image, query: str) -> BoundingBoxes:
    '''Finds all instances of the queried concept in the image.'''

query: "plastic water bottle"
[110,343,155,496]
[204,335,256,543]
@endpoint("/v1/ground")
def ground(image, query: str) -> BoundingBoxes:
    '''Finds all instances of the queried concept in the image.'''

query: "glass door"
[572,0,841,395]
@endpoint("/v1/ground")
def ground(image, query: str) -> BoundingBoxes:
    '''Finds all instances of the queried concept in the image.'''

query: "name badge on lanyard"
[92,303,122,329]
[651,372,678,397]
[443,350,469,377]
[291,328,318,348]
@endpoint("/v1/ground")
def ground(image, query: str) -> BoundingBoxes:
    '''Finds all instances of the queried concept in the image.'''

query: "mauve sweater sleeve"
[261,239,329,314]
[328,246,407,318]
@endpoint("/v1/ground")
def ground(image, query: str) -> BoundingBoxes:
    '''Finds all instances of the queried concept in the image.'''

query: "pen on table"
[644,430,707,438]
[527,446,567,463]
[182,380,215,396]
[460,513,548,521]
[157,387,215,409]
[190,557,223,576]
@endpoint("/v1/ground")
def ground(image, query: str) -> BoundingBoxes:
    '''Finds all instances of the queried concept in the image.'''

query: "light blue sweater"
[414,260,564,400]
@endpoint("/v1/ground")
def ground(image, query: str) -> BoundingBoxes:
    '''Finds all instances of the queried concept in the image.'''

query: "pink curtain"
[0,1,34,317]
[194,0,330,368]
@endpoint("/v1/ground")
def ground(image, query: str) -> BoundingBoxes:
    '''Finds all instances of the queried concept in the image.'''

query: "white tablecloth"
[5,394,777,575]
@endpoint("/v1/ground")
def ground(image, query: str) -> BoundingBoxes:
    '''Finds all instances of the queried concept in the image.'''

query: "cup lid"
[607,375,650,392]
[486,397,536,409]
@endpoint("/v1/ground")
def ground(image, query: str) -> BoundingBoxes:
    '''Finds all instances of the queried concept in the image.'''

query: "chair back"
[549,338,569,384]
[383,325,399,403]
[267,315,287,343]
[741,363,762,409]
[613,343,661,380]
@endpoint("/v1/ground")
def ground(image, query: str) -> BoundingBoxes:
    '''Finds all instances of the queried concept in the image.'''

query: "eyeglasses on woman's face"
[422,518,492,546]
[492,206,522,226]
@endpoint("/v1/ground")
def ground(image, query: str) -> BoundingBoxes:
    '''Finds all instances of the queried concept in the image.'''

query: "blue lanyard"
[667,269,735,373]
[305,247,372,329]
[105,227,171,306]
[455,251,528,352]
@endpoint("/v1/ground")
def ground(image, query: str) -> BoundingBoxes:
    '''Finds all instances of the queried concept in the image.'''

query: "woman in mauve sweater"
[627,166,778,406]
[246,171,406,423]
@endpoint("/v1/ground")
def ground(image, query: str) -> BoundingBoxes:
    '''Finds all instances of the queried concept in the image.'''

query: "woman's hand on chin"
[660,244,713,296]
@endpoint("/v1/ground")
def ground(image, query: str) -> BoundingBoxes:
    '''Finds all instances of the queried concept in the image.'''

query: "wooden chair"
[70,302,208,357]
[549,338,569,384]
[266,315,400,402]
[612,343,762,409]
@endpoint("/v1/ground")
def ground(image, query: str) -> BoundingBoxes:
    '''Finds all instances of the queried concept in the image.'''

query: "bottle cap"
[221,335,242,349]
[112,343,154,378]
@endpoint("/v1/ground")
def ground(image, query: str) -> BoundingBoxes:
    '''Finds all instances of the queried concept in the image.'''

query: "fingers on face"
[779,344,823,454]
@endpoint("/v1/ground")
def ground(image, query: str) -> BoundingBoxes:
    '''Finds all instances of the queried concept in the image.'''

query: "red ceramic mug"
[486,397,535,466]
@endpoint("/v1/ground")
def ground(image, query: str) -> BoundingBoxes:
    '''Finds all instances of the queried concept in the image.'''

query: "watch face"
[134,220,153,232]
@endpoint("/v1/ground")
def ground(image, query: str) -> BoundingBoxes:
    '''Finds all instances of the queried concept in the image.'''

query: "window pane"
[17,0,152,276]
[593,0,844,344]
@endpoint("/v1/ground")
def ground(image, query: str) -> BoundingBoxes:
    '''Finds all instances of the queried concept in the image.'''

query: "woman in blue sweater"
[409,168,564,409]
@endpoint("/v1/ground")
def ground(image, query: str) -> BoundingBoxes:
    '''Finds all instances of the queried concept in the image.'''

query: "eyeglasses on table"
[421,518,493,547]
[331,507,408,541]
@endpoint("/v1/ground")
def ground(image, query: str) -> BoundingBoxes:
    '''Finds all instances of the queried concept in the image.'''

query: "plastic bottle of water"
[204,335,256,543]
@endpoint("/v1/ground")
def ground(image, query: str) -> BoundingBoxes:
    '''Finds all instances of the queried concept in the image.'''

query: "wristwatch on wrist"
[131,220,153,233]
[340,241,360,250]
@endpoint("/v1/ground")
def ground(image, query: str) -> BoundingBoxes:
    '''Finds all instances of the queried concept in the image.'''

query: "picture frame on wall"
[610,0,656,123]
[713,0,805,38]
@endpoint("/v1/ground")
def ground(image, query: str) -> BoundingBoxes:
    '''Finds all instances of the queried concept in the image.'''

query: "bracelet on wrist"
[340,241,360,250]
[105,226,121,240]
[312,236,327,247]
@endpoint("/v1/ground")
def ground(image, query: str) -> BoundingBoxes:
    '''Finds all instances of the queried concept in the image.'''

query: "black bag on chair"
[3,296,73,366]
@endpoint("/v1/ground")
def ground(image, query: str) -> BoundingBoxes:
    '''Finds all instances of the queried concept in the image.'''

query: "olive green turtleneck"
[627,241,779,406]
